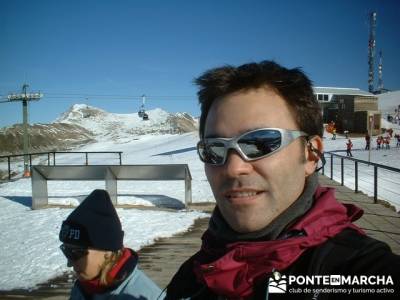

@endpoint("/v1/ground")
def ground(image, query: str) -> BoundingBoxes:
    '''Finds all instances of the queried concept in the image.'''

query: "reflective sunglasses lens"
[60,244,88,261]
[238,130,282,158]
[198,141,226,165]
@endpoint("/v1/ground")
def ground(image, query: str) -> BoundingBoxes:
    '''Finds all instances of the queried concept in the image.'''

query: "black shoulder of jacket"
[165,251,215,300]
[289,228,400,277]
[327,228,400,276]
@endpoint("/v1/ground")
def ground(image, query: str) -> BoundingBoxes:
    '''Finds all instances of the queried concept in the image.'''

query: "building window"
[324,94,329,101]
[317,94,323,101]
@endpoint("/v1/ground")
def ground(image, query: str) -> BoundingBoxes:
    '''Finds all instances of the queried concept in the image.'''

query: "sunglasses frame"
[60,244,89,261]
[197,127,308,166]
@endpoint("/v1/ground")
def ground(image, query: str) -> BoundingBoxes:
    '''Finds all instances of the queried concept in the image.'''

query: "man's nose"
[224,149,253,177]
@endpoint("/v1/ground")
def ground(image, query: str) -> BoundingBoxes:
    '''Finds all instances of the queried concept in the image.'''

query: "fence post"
[341,157,344,186]
[8,156,11,180]
[330,154,333,180]
[29,154,32,168]
[119,152,122,165]
[85,153,89,165]
[48,153,50,166]
[53,152,56,166]
[355,161,358,193]
[374,166,378,203]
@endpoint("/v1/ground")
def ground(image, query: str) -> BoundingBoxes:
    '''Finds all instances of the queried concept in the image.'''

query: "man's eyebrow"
[204,127,273,139]
[204,133,221,139]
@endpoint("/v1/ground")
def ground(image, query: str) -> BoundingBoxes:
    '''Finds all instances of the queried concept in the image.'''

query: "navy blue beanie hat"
[59,189,124,251]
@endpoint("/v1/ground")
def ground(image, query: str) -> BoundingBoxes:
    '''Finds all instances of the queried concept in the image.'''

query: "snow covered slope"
[0,122,95,156]
[378,90,400,114]
[55,104,197,140]
[0,132,210,290]
[0,104,198,156]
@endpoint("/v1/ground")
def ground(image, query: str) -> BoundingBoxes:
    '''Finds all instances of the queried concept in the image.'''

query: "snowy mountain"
[55,104,197,138]
[378,90,400,114]
[0,122,95,156]
[0,104,198,155]
[377,90,400,130]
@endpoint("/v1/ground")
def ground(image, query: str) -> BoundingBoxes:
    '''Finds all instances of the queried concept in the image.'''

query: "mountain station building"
[314,87,381,135]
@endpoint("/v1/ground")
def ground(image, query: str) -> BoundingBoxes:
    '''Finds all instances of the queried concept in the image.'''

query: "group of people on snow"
[342,131,399,157]
[366,133,399,151]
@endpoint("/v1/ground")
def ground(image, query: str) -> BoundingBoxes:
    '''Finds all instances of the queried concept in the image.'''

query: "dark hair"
[195,60,323,138]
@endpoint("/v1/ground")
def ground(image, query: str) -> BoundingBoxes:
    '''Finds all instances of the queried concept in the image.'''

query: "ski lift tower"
[7,84,43,176]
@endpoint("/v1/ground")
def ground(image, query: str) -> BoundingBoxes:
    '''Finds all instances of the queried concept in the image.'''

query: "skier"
[346,139,353,157]
[377,136,382,150]
[332,128,336,140]
[365,133,370,150]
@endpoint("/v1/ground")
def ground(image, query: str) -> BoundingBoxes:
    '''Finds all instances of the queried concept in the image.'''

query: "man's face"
[204,87,315,233]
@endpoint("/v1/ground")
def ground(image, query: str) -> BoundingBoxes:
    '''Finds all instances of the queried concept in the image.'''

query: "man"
[365,133,370,150]
[165,61,400,299]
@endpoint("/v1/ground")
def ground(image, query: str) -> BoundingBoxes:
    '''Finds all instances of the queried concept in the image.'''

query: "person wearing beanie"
[59,189,162,299]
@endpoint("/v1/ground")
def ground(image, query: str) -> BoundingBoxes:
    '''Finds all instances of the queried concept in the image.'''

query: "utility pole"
[368,115,373,163]
[7,84,43,177]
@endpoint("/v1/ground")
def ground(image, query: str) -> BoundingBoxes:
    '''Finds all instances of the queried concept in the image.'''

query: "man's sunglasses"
[60,244,88,261]
[197,128,308,166]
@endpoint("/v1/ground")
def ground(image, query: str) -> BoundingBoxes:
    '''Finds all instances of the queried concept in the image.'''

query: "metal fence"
[0,151,123,181]
[321,151,400,205]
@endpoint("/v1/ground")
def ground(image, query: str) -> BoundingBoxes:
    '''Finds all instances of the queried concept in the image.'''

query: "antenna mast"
[378,50,384,92]
[368,12,377,93]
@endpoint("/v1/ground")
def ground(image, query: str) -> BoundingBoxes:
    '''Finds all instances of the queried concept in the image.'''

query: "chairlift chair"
[138,109,145,118]
[138,103,145,118]
[138,95,149,120]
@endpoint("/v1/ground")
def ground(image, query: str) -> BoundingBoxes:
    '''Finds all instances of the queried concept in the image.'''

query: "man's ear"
[304,136,324,176]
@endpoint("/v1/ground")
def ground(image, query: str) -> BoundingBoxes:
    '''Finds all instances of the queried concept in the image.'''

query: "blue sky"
[1,0,399,127]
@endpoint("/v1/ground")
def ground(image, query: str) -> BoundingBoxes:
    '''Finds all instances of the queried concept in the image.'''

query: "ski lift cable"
[45,92,193,98]
[37,95,194,101]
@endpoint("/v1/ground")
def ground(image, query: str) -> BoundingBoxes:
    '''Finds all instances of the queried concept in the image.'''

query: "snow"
[0,131,213,291]
[322,129,400,211]
[378,90,400,114]
[54,104,183,137]
[1,105,400,291]
[0,198,206,290]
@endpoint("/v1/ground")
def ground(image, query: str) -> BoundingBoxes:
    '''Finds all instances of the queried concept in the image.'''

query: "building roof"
[313,87,375,97]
